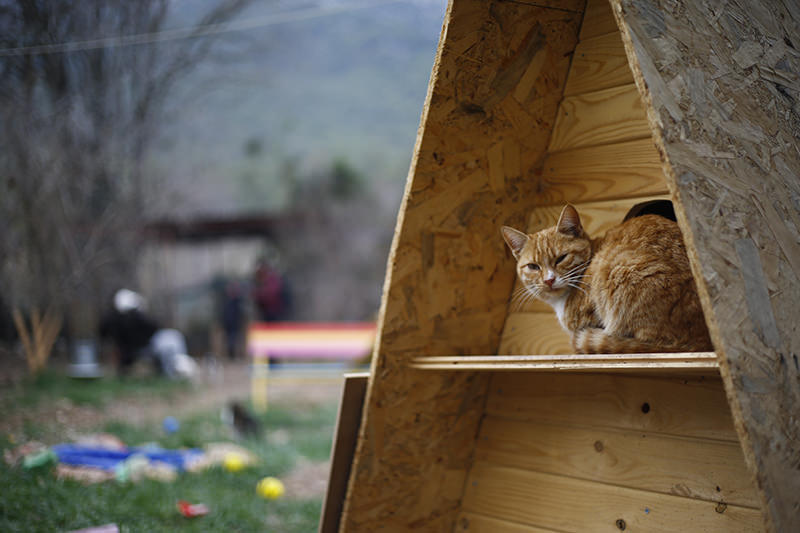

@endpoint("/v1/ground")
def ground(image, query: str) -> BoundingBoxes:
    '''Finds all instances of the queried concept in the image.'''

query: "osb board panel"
[456,513,560,533]
[487,373,740,441]
[548,83,652,152]
[613,1,800,530]
[536,137,669,205]
[462,463,762,532]
[579,0,618,41]
[563,31,633,97]
[340,1,585,531]
[476,416,759,507]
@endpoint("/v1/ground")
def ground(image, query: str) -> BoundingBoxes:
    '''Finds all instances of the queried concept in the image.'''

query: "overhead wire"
[0,0,408,57]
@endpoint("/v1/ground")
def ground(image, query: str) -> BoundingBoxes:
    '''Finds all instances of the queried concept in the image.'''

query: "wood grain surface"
[579,0,619,40]
[455,512,561,533]
[476,416,759,507]
[498,312,572,354]
[548,83,652,151]
[564,31,633,96]
[410,352,719,373]
[487,372,740,441]
[537,138,669,204]
[462,463,762,532]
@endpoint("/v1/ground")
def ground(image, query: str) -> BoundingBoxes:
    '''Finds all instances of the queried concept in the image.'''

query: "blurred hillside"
[152,0,447,217]
[0,0,447,362]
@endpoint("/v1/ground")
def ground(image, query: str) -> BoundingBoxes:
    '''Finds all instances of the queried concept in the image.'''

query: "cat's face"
[502,205,592,303]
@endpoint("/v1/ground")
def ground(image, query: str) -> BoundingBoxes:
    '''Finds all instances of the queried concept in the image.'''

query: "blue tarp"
[53,444,203,472]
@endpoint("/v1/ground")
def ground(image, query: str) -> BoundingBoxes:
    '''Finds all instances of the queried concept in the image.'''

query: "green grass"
[0,369,189,410]
[0,459,323,532]
[0,385,339,532]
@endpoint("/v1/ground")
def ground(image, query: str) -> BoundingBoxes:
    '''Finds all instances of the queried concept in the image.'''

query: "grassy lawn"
[0,369,190,410]
[0,372,339,532]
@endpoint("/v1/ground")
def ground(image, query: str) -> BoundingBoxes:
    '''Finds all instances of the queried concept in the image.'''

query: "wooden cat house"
[327,1,800,531]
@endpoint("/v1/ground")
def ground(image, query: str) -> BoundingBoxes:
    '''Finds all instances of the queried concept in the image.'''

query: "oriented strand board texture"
[340,1,584,531]
[613,1,800,531]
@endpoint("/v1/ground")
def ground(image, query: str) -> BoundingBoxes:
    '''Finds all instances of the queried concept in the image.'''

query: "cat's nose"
[544,277,555,288]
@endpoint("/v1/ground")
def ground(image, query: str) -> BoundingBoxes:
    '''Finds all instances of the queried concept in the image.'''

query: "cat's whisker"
[562,275,588,287]
[510,287,528,301]
[567,282,587,294]
[510,285,539,310]
[564,261,590,276]
[518,286,543,309]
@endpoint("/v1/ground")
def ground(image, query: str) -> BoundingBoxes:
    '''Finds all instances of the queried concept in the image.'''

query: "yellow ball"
[223,453,246,473]
[257,476,285,499]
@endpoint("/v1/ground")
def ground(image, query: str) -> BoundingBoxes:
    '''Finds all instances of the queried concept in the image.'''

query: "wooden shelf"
[410,352,718,373]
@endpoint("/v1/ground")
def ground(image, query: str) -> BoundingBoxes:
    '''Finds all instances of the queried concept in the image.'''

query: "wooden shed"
[333,1,800,531]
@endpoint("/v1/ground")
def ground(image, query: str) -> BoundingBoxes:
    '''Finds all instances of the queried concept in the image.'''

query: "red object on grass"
[177,500,209,518]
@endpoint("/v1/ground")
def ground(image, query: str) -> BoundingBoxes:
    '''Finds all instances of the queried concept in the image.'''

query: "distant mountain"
[152,0,447,217]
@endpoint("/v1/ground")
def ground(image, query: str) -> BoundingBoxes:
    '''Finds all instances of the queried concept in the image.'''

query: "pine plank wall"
[458,2,761,532]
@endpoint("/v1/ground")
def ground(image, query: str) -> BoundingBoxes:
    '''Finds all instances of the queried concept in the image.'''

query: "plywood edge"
[410,352,719,373]
[319,373,369,533]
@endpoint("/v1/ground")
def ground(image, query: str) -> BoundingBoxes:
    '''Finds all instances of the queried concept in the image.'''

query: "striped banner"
[247,322,376,361]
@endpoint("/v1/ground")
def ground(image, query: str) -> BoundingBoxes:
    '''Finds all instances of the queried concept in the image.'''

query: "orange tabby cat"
[501,205,712,353]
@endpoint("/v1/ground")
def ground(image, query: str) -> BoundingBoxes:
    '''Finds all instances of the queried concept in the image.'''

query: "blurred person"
[99,289,158,376]
[251,258,288,322]
[99,289,195,378]
[221,280,244,360]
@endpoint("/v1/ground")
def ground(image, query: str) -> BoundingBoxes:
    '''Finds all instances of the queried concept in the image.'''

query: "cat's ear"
[557,204,583,237]
[501,226,528,259]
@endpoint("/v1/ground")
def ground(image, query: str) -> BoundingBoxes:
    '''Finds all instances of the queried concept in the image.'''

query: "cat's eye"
[555,254,567,265]
[525,263,540,271]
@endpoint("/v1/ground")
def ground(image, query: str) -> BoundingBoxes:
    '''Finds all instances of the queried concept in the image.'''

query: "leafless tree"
[276,158,399,322]
[0,0,251,371]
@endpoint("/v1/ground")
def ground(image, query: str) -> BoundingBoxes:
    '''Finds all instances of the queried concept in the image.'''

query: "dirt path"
[2,361,345,438]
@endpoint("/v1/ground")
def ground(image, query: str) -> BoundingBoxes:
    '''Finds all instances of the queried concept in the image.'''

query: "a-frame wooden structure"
[336,1,800,531]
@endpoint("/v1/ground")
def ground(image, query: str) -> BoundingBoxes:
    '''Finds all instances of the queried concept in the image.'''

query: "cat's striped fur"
[502,205,712,354]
